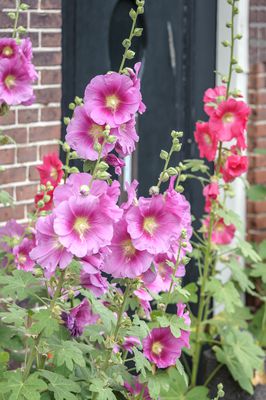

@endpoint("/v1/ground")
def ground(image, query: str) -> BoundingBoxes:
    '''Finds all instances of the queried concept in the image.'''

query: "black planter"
[203,350,266,400]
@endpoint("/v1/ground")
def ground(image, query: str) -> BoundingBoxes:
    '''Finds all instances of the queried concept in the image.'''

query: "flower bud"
[137,6,144,14]
[69,167,79,174]
[217,384,223,391]
[70,151,78,159]
[231,57,237,65]
[68,102,75,110]
[7,12,16,19]
[134,28,143,37]
[62,142,70,152]
[80,185,90,196]
[20,3,30,10]
[107,135,117,144]
[149,186,159,196]
[37,200,45,208]
[222,40,230,47]
[173,143,182,152]
[167,167,177,176]
[226,22,232,28]
[94,142,102,152]
[98,161,109,171]
[181,229,187,239]
[161,172,169,182]
[181,257,190,265]
[181,241,187,248]
[43,194,51,203]
[17,26,27,34]
[129,8,136,19]
[96,171,111,180]
[235,33,243,40]
[126,50,135,59]
[63,117,70,125]
[160,150,168,160]
[136,0,145,5]
[40,184,46,192]
[74,96,83,105]
[179,175,187,182]
[235,65,243,73]
[176,185,184,193]
[122,38,131,48]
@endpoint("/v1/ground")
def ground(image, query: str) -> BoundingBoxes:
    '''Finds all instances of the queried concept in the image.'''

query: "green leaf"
[0,190,13,206]
[30,310,59,337]
[237,239,261,262]
[227,258,254,291]
[250,262,266,283]
[0,372,47,400]
[0,305,27,327]
[184,159,209,173]
[157,315,170,328]
[0,270,39,301]
[51,340,86,371]
[186,387,209,400]
[217,208,243,233]
[257,240,266,260]
[81,290,115,333]
[133,348,152,378]
[247,184,266,201]
[40,370,80,400]
[214,328,264,394]
[206,279,242,313]
[127,315,149,340]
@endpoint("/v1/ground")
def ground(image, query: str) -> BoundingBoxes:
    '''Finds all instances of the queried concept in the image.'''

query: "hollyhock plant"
[221,150,248,182]
[125,377,151,400]
[0,38,18,59]
[0,219,24,252]
[80,268,108,297]
[194,121,218,161]
[13,238,35,272]
[37,153,64,187]
[61,299,99,337]
[203,182,219,212]
[34,190,54,212]
[114,118,139,157]
[203,85,226,116]
[204,217,236,245]
[84,72,141,128]
[104,153,125,175]
[122,336,141,353]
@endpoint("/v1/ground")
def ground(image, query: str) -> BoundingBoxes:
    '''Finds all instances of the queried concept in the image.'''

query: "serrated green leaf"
[0,270,39,301]
[51,341,86,371]
[250,262,266,283]
[227,258,254,291]
[206,279,242,313]
[30,310,59,337]
[0,372,47,400]
[247,184,266,201]
[157,315,170,328]
[0,190,13,206]
[0,305,27,327]
[81,290,115,333]
[133,348,152,378]
[237,239,261,262]
[40,370,80,400]
[186,387,209,400]
[217,208,243,233]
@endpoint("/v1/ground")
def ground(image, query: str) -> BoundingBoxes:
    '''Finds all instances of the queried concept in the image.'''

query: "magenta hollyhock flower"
[127,62,146,114]
[125,377,151,400]
[121,179,138,210]
[61,299,98,337]
[114,117,139,157]
[209,98,250,149]
[84,72,141,128]
[221,151,248,182]
[30,214,73,277]
[0,219,24,252]
[122,336,141,353]
[54,195,114,257]
[101,218,153,278]
[13,238,35,271]
[80,256,109,297]
[177,303,191,349]
[0,38,19,59]
[104,153,125,175]
[20,38,38,81]
[143,327,183,368]
[203,85,226,116]
[203,182,219,212]
[65,105,116,160]
[204,217,236,245]
[37,153,64,187]
[0,57,35,106]
[126,195,182,255]
[134,288,152,319]
[194,121,218,161]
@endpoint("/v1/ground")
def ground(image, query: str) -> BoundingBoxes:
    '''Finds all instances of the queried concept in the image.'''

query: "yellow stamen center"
[105,94,120,111]
[158,263,167,280]
[4,74,15,89]
[152,341,163,355]
[122,239,136,257]
[143,216,158,235]
[50,167,58,180]
[18,253,27,264]
[204,133,211,145]
[73,216,90,237]
[216,223,225,232]
[222,112,234,124]
[2,46,13,57]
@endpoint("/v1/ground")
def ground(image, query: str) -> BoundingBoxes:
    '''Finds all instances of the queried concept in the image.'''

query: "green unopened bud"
[43,194,51,203]
[218,390,225,397]
[158,303,166,312]
[129,8,136,20]
[149,186,159,196]
[107,135,117,144]
[181,242,187,248]
[235,65,243,73]
[20,3,29,10]
[122,38,131,48]
[231,57,237,64]
[161,172,169,182]
[171,130,178,139]
[69,167,79,174]
[46,184,54,191]
[74,96,83,105]
[181,229,187,239]
[173,138,179,145]
[62,142,70,152]
[134,28,143,37]
[63,117,70,125]
[222,40,230,47]
[176,185,184,193]
[181,256,190,265]
[96,171,111,180]
[7,12,16,19]
[167,167,177,176]
[34,267,43,277]
[137,6,144,14]
[37,200,45,208]
[0,103,9,116]
[222,76,228,83]
[226,22,232,28]
[173,143,182,152]
[233,7,239,14]
[70,151,78,159]
[217,384,223,390]
[68,102,75,110]
[160,150,168,160]
[98,161,109,171]
[136,0,145,6]
[94,142,102,152]
[80,185,90,196]
[40,184,46,192]
[227,0,233,4]
[126,50,135,59]
[235,33,243,40]
[17,26,27,34]
[179,175,187,182]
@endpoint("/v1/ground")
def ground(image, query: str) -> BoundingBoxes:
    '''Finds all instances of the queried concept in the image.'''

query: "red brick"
[249,169,266,184]
[35,88,61,104]
[0,110,16,126]
[249,230,266,243]
[0,148,15,165]
[41,0,61,9]
[0,205,25,223]
[30,12,61,29]
[251,154,266,168]
[17,146,37,163]
[248,201,266,213]
[29,125,60,142]
[26,203,36,216]
[0,167,26,184]
[248,124,266,138]
[16,184,38,201]
[41,107,61,121]
[18,109,39,124]
[39,143,59,158]
[3,128,27,144]
[41,69,61,85]
[253,214,266,229]
[29,164,41,181]
[41,32,61,47]
[0,11,27,29]
[33,50,61,66]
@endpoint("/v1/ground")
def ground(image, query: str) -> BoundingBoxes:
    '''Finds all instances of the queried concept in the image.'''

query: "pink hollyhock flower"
[127,62,146,114]
[126,195,182,255]
[121,179,138,210]
[194,121,218,161]
[84,72,141,128]
[125,377,151,400]
[13,238,35,271]
[177,303,191,349]
[0,219,24,252]
[221,151,248,182]
[114,118,139,157]
[101,218,153,278]
[30,214,73,276]
[203,85,226,116]
[143,327,184,368]
[61,299,98,337]
[203,182,219,212]
[0,38,18,59]
[80,258,109,297]
[0,57,35,106]
[34,190,54,212]
[20,38,38,81]
[134,288,152,319]
[209,98,250,149]
[122,336,141,353]
[54,195,114,258]
[104,153,125,175]
[65,105,116,160]
[204,217,236,245]
[37,153,63,187]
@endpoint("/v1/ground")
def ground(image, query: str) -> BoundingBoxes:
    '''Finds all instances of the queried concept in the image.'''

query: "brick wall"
[248,0,266,242]
[0,0,62,225]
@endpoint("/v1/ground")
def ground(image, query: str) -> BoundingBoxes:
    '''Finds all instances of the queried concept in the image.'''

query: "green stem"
[12,0,21,39]
[157,145,174,189]
[166,241,182,307]
[204,363,223,387]
[64,152,70,183]
[119,8,141,73]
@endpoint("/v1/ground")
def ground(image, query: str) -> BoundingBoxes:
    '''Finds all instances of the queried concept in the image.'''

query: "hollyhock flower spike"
[0,38,19,59]
[203,182,219,212]
[61,299,98,337]
[104,153,125,175]
[127,62,146,114]
[30,214,73,277]
[13,238,35,272]
[37,153,64,187]
[84,72,141,128]
[34,190,54,212]
[194,121,218,161]
[203,85,226,116]
[65,105,116,160]
[204,217,236,245]
[221,150,248,182]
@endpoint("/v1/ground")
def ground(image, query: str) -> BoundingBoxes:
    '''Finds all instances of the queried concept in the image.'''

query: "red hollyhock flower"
[34,190,53,211]
[203,85,226,116]
[203,182,219,212]
[209,98,250,149]
[221,149,248,183]
[37,153,63,186]
[194,121,218,161]
[204,217,235,245]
